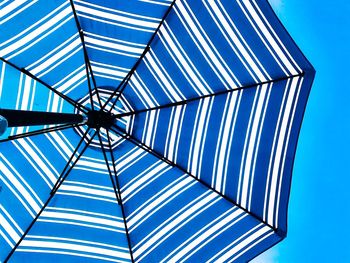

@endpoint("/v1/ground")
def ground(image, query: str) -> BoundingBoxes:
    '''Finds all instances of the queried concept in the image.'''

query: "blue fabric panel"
[121,0,313,112]
[127,74,314,232]
[74,0,171,88]
[9,145,131,262]
[0,0,90,101]
[0,128,84,261]
[112,138,281,262]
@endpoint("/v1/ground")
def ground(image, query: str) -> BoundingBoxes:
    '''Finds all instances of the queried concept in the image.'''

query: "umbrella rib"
[84,48,97,111]
[101,0,177,112]
[0,123,84,143]
[110,125,286,237]
[97,131,121,204]
[0,57,89,115]
[105,130,135,263]
[50,128,92,194]
[115,72,305,119]
[69,0,104,109]
[51,129,97,195]
[4,183,58,262]
[104,75,130,113]
[4,130,96,262]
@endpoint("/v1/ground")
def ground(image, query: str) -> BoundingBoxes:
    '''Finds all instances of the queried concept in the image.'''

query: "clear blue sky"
[253,0,350,262]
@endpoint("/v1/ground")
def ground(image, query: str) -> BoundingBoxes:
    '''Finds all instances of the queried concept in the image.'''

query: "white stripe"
[134,192,218,259]
[166,105,185,162]
[175,2,240,88]
[35,39,82,77]
[0,214,21,243]
[37,218,125,234]
[206,1,269,82]
[74,0,161,21]
[208,225,271,262]
[0,205,23,234]
[19,240,130,260]
[0,229,14,247]
[53,65,84,88]
[263,78,290,222]
[17,138,59,183]
[85,36,143,54]
[140,0,172,6]
[248,85,272,210]
[239,1,300,75]
[0,174,35,218]
[251,1,302,73]
[189,97,212,178]
[128,177,195,230]
[122,162,169,200]
[40,211,124,229]
[165,209,245,262]
[91,65,127,78]
[27,235,128,250]
[0,62,5,100]
[1,2,67,47]
[115,148,145,173]
[1,0,28,18]
[267,77,299,226]
[56,69,86,93]
[75,5,158,29]
[145,51,184,102]
[230,231,274,262]
[159,24,212,96]
[239,85,268,208]
[274,77,303,226]
[143,110,157,146]
[59,185,115,199]
[129,77,155,108]
[46,207,121,220]
[1,0,38,25]
[19,75,32,110]
[45,131,74,161]
[213,92,240,192]
[1,152,44,206]
[0,6,72,57]
[0,158,41,213]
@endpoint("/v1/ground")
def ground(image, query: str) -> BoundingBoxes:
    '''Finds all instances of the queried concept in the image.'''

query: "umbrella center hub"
[87,110,115,129]
[75,88,134,150]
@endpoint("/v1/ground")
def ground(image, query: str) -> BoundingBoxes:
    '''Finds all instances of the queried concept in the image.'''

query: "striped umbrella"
[0,0,315,262]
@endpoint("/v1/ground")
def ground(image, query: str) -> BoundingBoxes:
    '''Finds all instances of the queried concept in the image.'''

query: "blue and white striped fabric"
[114,139,281,262]
[0,0,315,262]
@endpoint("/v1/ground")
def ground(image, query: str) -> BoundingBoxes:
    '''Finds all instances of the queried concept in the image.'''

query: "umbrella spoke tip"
[73,87,133,150]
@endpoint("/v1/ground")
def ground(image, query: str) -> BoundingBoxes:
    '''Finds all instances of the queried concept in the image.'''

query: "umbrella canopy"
[0,0,315,262]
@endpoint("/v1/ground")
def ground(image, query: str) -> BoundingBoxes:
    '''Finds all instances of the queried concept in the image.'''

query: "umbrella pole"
[0,109,84,128]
